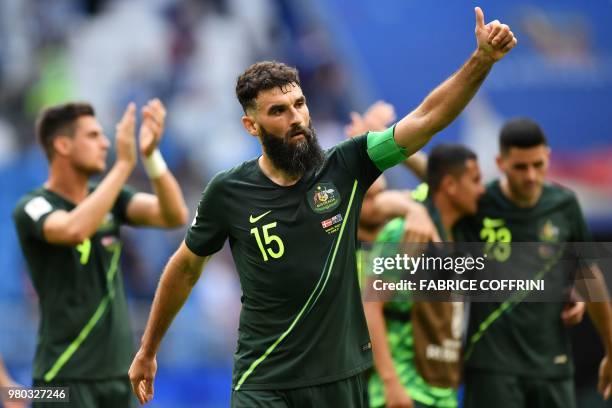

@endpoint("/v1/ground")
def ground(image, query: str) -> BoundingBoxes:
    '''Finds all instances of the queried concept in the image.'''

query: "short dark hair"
[235,61,301,112]
[35,102,95,161]
[427,143,477,193]
[499,117,548,154]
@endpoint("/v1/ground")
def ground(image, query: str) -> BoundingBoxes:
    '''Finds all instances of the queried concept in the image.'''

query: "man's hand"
[599,354,612,400]
[115,103,137,168]
[4,394,28,408]
[0,357,27,408]
[362,101,396,131]
[474,7,517,62]
[129,349,157,405]
[402,202,441,244]
[384,377,414,408]
[139,99,167,157]
[1,381,28,408]
[561,301,586,326]
[345,101,396,138]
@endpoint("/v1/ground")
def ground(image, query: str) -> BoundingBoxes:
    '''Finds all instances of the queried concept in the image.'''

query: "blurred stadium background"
[0,0,611,406]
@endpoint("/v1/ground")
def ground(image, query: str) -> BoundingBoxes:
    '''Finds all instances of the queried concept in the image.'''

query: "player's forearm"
[63,161,133,241]
[374,191,432,226]
[587,301,612,354]
[363,302,401,383]
[394,50,493,154]
[149,172,189,227]
[374,191,414,220]
[580,264,612,352]
[403,151,427,181]
[139,250,207,357]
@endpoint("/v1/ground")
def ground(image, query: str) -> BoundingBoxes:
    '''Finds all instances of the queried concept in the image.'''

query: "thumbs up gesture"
[474,7,517,62]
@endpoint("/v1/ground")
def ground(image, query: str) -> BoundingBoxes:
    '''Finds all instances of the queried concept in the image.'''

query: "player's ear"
[495,154,504,173]
[442,174,457,195]
[53,135,72,157]
[241,115,259,137]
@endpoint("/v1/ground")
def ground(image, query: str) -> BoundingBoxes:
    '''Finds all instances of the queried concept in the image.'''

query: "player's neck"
[45,161,90,204]
[499,178,541,208]
[258,155,302,187]
[433,193,459,241]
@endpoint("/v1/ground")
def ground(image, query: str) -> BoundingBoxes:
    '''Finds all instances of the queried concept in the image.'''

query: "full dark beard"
[260,122,325,177]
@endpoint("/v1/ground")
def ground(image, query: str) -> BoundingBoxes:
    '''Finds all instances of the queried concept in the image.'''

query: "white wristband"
[143,149,168,179]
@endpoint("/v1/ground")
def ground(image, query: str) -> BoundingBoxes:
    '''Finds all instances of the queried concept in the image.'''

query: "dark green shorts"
[464,370,575,408]
[33,376,136,408]
[231,373,369,408]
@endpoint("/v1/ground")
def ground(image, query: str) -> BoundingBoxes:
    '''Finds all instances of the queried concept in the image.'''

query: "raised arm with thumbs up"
[475,6,517,61]
[391,6,517,155]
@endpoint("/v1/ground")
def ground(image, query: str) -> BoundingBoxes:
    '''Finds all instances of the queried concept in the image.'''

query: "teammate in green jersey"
[457,118,612,408]
[366,144,484,408]
[402,119,612,407]
[12,100,188,407]
[128,8,517,406]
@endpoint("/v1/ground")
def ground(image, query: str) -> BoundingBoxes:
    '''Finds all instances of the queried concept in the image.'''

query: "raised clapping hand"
[115,103,138,169]
[345,101,397,138]
[474,6,518,62]
[139,98,167,157]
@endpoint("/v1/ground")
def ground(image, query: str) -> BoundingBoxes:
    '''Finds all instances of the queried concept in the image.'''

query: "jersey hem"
[33,372,130,382]
[232,360,373,391]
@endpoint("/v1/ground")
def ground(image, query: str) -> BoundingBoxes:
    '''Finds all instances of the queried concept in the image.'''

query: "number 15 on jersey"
[250,222,285,261]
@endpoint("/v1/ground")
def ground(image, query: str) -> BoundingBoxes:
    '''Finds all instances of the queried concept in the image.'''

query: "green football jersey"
[13,185,135,381]
[185,131,407,390]
[458,180,592,378]
[368,201,458,408]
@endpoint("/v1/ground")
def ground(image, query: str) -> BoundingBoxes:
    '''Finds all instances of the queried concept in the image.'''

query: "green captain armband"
[366,125,408,171]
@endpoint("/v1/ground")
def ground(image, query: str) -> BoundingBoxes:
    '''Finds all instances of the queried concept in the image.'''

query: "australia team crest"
[308,182,341,214]
[539,219,560,243]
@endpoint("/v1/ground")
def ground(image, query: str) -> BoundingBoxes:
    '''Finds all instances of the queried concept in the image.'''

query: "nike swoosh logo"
[249,210,272,223]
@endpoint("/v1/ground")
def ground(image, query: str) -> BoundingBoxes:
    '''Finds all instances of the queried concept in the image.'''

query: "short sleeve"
[113,185,137,224]
[13,195,57,241]
[333,134,382,189]
[185,173,229,256]
[567,196,592,242]
[410,183,429,203]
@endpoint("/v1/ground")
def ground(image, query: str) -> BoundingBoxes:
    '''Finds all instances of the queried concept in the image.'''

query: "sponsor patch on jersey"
[308,182,341,214]
[321,213,343,234]
[24,196,53,222]
[554,354,568,364]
